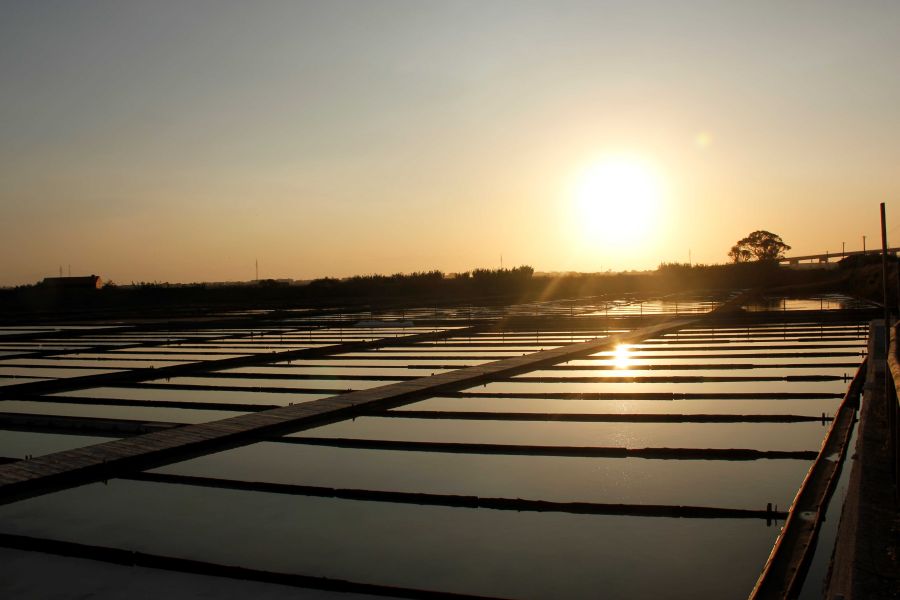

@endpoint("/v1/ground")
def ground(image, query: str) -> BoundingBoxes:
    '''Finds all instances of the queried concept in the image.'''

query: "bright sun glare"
[572,156,663,248]
[612,343,632,369]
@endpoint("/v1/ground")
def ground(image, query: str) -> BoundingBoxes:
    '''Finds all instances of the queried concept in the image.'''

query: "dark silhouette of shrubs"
[0,261,851,320]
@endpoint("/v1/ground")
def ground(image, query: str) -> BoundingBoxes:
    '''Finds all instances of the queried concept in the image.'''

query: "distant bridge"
[778,247,900,264]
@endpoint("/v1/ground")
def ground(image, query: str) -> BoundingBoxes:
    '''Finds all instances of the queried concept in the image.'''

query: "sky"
[2,0,900,285]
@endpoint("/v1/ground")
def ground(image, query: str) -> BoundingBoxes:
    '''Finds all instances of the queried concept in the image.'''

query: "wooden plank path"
[0,318,694,505]
[748,355,867,598]
[825,322,900,599]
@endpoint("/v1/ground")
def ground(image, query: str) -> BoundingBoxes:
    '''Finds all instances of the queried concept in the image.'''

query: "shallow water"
[0,377,49,387]
[0,480,781,599]
[1,400,244,424]
[396,395,843,416]
[0,431,115,459]
[295,417,829,451]
[53,386,333,406]
[154,441,810,509]
[0,367,122,378]
[472,379,846,395]
[0,300,869,598]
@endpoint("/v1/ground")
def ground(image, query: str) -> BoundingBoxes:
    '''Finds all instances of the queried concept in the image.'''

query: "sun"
[571,156,664,248]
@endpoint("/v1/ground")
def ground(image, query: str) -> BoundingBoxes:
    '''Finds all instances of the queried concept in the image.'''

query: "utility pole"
[879,203,896,491]
[863,235,867,254]
[880,202,889,352]
[842,241,845,258]
[255,259,259,282]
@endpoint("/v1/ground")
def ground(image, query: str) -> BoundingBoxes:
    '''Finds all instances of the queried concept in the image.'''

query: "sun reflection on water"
[613,344,632,370]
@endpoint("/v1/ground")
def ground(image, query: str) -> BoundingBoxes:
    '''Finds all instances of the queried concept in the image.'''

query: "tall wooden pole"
[881,202,898,501]
[881,203,889,356]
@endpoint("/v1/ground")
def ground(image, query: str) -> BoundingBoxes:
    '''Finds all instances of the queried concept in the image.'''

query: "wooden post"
[881,202,897,496]
[881,203,890,357]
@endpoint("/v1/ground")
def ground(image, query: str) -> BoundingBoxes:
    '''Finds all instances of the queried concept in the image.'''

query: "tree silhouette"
[729,230,791,263]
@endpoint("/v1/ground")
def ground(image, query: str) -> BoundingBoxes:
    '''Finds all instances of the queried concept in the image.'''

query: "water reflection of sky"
[297,417,828,452]
[0,480,781,599]
[154,441,808,509]
[398,396,843,417]
[0,308,870,598]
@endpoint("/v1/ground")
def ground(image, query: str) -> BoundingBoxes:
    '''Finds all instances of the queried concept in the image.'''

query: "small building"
[40,275,102,290]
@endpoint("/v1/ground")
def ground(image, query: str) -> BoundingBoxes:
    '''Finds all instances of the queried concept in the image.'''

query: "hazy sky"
[3,1,899,285]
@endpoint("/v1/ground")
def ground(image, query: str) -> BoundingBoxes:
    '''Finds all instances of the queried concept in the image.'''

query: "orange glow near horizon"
[2,4,898,286]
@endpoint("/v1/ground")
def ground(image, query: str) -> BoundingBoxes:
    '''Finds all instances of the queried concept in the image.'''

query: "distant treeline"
[0,260,875,321]
[305,266,536,299]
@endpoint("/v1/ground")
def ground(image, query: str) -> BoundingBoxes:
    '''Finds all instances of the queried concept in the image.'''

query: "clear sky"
[2,1,899,285]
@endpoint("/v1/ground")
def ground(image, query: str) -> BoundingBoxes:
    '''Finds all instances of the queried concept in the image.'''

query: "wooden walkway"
[0,318,695,505]
[749,355,867,598]
[825,322,900,599]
